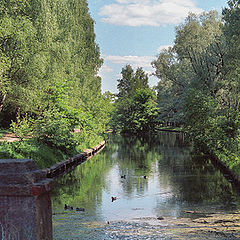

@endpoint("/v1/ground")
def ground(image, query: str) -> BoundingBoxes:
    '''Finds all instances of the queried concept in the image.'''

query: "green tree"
[0,0,113,158]
[222,0,240,129]
[114,65,158,133]
[152,9,240,170]
[152,47,193,125]
[174,11,225,96]
[117,65,149,98]
[0,0,36,123]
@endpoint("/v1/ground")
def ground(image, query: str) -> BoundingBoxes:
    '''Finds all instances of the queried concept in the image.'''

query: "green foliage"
[0,0,104,119]
[114,65,159,133]
[184,88,219,150]
[222,0,240,113]
[0,139,68,168]
[10,114,33,140]
[152,9,240,170]
[0,0,112,164]
[115,86,159,133]
[0,0,36,122]
[117,65,149,98]
[33,108,76,151]
[152,11,225,126]
[152,47,191,125]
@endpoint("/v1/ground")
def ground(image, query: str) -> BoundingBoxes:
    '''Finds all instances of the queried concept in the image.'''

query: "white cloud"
[100,64,114,73]
[157,44,173,52]
[98,64,114,78]
[99,54,161,92]
[104,55,154,68]
[99,0,203,27]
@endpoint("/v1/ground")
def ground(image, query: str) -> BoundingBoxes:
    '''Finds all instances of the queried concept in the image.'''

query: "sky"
[88,0,228,94]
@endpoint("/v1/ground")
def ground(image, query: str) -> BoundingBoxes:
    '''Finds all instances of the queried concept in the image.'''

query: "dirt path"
[0,132,21,142]
[0,128,81,143]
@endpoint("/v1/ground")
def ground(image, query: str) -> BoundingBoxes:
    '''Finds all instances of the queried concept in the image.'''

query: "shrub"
[33,108,76,152]
[10,114,33,140]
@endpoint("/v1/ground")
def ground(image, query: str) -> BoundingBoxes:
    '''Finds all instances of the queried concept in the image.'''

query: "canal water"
[51,132,240,239]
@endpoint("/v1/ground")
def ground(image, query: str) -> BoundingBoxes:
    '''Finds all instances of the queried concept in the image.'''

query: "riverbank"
[0,131,106,169]
[199,143,240,189]
[157,127,240,189]
[211,154,240,189]
[44,140,106,178]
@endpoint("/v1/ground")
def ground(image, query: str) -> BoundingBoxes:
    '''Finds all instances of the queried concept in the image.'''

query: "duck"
[121,175,126,179]
[111,197,117,202]
[76,207,85,212]
[143,175,147,179]
[64,204,73,210]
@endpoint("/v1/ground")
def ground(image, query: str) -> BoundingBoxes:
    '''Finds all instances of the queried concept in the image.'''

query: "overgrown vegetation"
[151,2,240,172]
[0,0,112,167]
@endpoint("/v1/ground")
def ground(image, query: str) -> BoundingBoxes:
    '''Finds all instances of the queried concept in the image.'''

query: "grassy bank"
[0,133,105,169]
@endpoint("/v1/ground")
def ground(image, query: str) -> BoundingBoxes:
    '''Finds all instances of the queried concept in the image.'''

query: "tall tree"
[114,65,158,133]
[152,10,240,168]
[0,0,35,121]
[223,0,240,113]
[117,64,149,98]
[174,11,225,95]
[0,0,113,153]
[0,0,104,124]
[152,47,193,125]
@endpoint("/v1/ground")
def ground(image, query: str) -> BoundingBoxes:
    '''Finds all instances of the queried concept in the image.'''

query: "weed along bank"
[0,159,53,240]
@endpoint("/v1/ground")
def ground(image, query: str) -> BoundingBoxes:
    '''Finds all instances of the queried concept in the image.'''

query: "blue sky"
[88,0,228,94]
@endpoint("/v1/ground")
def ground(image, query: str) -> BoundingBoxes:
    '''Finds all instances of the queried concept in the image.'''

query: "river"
[51,132,240,239]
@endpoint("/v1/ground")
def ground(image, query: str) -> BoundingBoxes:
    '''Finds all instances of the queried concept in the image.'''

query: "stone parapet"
[0,159,53,240]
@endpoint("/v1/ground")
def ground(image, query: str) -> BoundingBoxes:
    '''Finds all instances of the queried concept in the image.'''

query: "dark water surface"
[52,132,240,239]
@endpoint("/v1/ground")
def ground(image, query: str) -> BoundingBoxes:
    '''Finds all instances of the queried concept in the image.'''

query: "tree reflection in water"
[52,132,240,239]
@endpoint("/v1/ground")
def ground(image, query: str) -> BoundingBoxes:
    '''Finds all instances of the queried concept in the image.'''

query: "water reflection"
[52,132,240,239]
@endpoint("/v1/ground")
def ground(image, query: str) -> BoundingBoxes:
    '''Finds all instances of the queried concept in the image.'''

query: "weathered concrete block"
[0,159,53,240]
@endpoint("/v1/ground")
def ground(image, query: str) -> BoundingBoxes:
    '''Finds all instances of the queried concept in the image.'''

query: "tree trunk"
[0,93,7,112]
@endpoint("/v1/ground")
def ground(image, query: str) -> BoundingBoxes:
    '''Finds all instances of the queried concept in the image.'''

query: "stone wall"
[0,159,53,240]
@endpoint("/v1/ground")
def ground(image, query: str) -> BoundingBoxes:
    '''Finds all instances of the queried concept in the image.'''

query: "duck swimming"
[111,197,117,202]
[76,207,85,212]
[64,204,73,210]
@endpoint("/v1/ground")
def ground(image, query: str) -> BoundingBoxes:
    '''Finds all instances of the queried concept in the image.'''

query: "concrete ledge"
[211,155,240,189]
[0,159,53,196]
[44,140,106,179]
